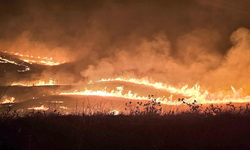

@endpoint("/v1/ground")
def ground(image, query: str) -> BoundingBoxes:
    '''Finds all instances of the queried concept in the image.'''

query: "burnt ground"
[1,113,250,150]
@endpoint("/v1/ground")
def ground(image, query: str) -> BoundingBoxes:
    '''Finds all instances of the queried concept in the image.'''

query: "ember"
[28,105,49,111]
[1,97,15,104]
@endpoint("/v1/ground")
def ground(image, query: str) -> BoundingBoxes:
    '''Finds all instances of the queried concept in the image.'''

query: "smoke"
[1,0,250,89]
[81,29,222,85]
[204,27,250,89]
[81,27,250,89]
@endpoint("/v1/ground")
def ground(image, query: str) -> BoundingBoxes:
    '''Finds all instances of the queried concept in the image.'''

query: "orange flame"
[11,78,57,86]
[1,97,15,104]
[59,86,181,105]
[96,77,250,104]
[2,51,66,66]
[110,109,119,115]
[28,105,49,111]
[59,106,68,110]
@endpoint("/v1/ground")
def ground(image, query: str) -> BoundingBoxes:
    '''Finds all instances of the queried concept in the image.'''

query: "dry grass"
[1,98,250,149]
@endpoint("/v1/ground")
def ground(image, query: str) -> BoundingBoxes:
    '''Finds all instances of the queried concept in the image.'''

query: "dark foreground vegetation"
[1,99,250,150]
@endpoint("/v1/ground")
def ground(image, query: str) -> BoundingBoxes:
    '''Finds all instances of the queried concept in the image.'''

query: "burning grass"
[1,51,66,66]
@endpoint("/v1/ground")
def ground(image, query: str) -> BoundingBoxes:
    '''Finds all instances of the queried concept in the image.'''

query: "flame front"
[98,77,203,97]
[2,51,66,66]
[98,77,250,104]
[58,77,250,105]
[60,86,149,99]
[59,86,181,105]
[11,78,57,86]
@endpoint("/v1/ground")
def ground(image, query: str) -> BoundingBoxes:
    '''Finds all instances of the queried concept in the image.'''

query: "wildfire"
[11,78,57,86]
[0,97,15,104]
[1,51,66,66]
[78,77,250,105]
[28,105,49,111]
[59,86,181,105]
[98,77,205,97]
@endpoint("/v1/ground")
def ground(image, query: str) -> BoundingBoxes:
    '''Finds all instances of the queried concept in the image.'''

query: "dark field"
[1,110,250,150]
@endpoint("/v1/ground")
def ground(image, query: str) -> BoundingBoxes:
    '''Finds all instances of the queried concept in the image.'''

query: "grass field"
[1,101,250,150]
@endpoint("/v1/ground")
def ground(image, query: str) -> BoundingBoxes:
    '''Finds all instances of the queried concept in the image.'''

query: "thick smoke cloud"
[204,28,250,89]
[1,0,250,89]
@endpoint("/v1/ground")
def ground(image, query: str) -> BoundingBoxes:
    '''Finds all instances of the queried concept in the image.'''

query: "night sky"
[1,0,250,89]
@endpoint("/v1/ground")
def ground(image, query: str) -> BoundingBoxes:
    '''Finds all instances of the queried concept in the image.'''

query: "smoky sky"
[1,0,250,89]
